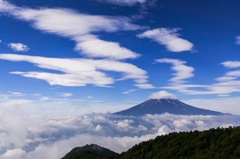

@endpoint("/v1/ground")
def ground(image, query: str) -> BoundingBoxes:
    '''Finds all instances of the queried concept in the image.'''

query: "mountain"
[115,99,227,116]
[61,144,119,159]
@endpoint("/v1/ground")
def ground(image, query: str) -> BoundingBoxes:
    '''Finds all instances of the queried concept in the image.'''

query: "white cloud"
[0,54,149,87]
[75,35,140,60]
[221,61,240,68]
[137,28,194,52]
[1,148,26,159]
[84,59,148,83]
[7,91,25,96]
[10,92,22,95]
[0,0,16,12]
[134,84,155,89]
[40,97,49,101]
[148,91,177,100]
[0,1,153,88]
[183,97,240,115]
[156,59,240,95]
[99,0,146,6]
[226,70,240,77]
[236,36,240,45]
[8,43,29,52]
[95,125,102,132]
[58,93,73,97]
[1,4,141,59]
[0,40,2,43]
[122,89,137,94]
[0,99,33,107]
[0,109,237,159]
[0,97,239,158]
[87,95,93,99]
[156,58,194,84]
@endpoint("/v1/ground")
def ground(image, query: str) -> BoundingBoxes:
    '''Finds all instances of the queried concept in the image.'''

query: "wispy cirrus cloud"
[122,89,137,94]
[156,58,240,95]
[87,95,93,99]
[97,0,147,6]
[235,36,240,45]
[58,93,73,97]
[137,28,194,52]
[0,54,149,87]
[8,43,29,52]
[0,1,142,60]
[0,1,156,89]
[134,83,155,89]
[156,58,194,84]
[0,0,15,11]
[40,97,49,101]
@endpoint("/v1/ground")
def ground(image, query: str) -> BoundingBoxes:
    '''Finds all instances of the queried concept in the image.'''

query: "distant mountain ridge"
[115,99,227,116]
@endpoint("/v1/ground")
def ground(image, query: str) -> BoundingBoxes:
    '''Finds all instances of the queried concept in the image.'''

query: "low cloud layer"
[0,108,238,159]
[137,28,194,52]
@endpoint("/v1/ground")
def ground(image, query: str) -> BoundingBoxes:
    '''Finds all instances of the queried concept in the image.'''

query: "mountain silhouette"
[115,99,227,116]
[61,144,118,159]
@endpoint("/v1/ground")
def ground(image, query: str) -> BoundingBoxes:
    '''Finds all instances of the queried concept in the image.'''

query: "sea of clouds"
[0,108,239,159]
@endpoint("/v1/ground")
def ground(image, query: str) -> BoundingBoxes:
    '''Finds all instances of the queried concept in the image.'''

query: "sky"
[0,0,240,116]
[0,0,240,158]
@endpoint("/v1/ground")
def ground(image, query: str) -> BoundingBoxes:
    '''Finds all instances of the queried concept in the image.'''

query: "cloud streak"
[98,0,147,6]
[0,2,142,60]
[156,58,240,95]
[138,28,194,52]
[0,54,149,87]
[156,58,194,84]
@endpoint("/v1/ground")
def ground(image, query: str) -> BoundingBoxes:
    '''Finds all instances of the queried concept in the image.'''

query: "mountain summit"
[115,99,226,116]
[61,144,118,159]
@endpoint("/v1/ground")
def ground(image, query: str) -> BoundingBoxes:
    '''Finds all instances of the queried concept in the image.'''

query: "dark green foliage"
[116,126,240,159]
[62,126,240,159]
[61,144,118,159]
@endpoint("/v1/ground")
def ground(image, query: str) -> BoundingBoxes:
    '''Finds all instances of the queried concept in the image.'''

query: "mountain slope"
[62,126,240,159]
[61,144,118,159]
[115,99,226,116]
[116,126,240,159]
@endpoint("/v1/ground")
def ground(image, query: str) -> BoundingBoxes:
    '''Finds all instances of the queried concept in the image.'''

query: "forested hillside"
[61,144,118,159]
[62,126,240,159]
[116,126,240,159]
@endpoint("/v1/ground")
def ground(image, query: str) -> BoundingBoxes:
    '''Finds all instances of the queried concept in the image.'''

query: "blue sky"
[0,0,240,116]
[1,1,240,158]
